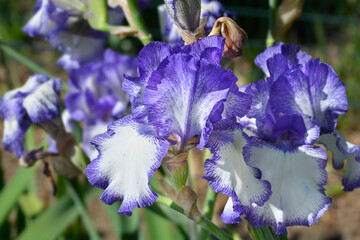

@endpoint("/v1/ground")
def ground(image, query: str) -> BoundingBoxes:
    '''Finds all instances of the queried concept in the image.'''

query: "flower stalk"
[156,195,232,240]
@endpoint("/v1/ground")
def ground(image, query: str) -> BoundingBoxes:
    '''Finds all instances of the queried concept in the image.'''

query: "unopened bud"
[164,0,204,44]
[208,17,248,58]
[164,151,189,190]
[19,148,44,168]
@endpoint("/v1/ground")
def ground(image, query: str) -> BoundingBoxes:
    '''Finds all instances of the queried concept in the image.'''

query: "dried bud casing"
[275,0,305,39]
[164,152,189,190]
[209,17,248,59]
[19,148,45,168]
[175,186,201,221]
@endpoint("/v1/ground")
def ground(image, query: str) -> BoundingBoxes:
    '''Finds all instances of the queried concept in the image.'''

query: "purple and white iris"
[64,49,138,158]
[204,42,356,234]
[23,0,106,70]
[0,74,61,157]
[86,36,251,215]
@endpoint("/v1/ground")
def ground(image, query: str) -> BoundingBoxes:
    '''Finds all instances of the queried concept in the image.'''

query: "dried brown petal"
[209,17,248,59]
[175,186,201,221]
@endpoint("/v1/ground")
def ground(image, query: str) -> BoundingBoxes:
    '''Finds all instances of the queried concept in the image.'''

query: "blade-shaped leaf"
[17,188,97,240]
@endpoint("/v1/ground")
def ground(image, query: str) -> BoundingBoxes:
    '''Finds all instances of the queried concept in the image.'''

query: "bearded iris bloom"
[0,74,62,157]
[203,42,359,234]
[64,49,138,159]
[23,0,106,70]
[86,36,252,215]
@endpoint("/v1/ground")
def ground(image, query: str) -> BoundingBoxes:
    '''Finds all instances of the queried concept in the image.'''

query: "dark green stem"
[266,0,277,47]
[198,188,217,240]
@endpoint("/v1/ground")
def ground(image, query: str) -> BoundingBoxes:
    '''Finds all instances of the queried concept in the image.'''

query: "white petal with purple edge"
[221,197,243,224]
[244,141,331,234]
[23,78,61,123]
[22,0,58,37]
[317,130,360,191]
[204,127,271,212]
[86,116,170,215]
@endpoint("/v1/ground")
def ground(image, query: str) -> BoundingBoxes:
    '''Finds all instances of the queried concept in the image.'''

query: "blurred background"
[0,0,360,239]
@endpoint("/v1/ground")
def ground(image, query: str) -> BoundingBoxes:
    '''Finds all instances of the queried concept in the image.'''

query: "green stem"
[0,44,54,77]
[156,195,232,240]
[66,181,101,240]
[126,0,152,45]
[198,188,217,240]
[266,0,277,47]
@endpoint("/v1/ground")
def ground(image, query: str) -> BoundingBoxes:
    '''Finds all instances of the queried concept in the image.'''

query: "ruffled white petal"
[86,116,170,215]
[204,127,271,211]
[244,141,331,234]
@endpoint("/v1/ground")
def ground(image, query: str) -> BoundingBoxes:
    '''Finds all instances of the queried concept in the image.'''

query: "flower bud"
[208,17,248,58]
[164,0,205,44]
[164,151,189,190]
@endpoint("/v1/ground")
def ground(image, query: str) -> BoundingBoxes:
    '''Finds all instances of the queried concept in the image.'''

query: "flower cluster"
[86,36,251,214]
[1,0,359,236]
[86,38,360,234]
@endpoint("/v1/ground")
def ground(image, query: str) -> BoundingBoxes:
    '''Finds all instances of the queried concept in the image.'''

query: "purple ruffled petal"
[270,60,348,133]
[142,54,237,150]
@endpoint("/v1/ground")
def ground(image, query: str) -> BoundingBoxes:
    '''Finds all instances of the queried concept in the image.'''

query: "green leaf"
[66,181,100,240]
[248,225,288,240]
[18,193,44,218]
[103,203,140,239]
[144,208,185,240]
[0,167,36,227]
[17,189,97,240]
[0,44,54,78]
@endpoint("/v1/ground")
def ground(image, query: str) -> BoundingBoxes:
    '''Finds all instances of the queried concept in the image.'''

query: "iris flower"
[86,36,251,215]
[0,74,61,157]
[205,42,356,234]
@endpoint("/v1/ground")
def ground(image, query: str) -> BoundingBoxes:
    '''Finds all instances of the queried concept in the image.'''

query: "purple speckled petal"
[317,130,360,191]
[244,78,272,123]
[244,139,331,235]
[142,54,237,150]
[270,60,348,133]
[204,126,271,211]
[254,42,283,77]
[86,115,170,215]
[212,85,252,130]
[181,35,225,65]
[255,42,312,77]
